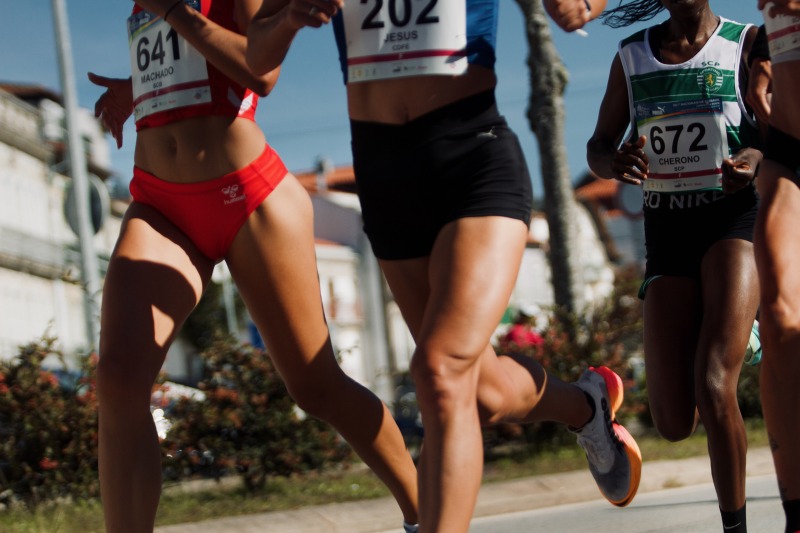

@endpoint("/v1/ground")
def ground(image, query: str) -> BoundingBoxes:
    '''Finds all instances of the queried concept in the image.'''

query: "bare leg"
[642,276,700,442]
[754,56,800,507]
[696,239,758,513]
[381,243,591,431]
[380,216,593,533]
[98,203,214,533]
[755,163,800,502]
[225,175,418,523]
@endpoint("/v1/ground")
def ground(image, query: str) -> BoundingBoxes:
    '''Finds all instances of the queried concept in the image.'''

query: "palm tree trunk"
[512,0,584,315]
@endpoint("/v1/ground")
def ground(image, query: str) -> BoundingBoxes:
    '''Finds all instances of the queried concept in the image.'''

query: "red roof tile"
[576,176,622,217]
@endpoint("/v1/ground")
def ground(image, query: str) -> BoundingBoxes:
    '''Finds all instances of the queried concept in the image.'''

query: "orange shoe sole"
[591,366,641,507]
[610,421,642,507]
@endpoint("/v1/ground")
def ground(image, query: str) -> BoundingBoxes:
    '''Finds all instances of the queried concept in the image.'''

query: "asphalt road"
[470,473,782,532]
[157,446,778,533]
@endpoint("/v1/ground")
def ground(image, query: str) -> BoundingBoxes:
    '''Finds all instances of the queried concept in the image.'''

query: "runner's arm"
[246,0,343,76]
[134,0,280,96]
[543,0,608,32]
[587,53,649,185]
[87,73,133,148]
[722,147,763,195]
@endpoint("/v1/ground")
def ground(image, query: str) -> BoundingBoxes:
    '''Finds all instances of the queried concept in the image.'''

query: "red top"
[128,0,258,130]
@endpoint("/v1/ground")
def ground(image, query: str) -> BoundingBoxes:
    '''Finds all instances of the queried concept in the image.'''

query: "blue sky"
[1,1,761,198]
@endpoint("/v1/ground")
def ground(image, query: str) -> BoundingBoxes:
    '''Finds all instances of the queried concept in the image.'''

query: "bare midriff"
[134,115,267,184]
[346,65,497,124]
[771,62,800,140]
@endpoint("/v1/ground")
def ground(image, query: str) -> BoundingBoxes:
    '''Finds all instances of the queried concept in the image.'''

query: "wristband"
[163,0,183,23]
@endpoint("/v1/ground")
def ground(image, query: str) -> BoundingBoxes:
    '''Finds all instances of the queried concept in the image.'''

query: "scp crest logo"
[697,66,723,94]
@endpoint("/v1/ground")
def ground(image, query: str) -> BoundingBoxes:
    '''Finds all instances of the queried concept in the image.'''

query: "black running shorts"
[642,185,758,281]
[765,125,800,181]
[350,90,533,260]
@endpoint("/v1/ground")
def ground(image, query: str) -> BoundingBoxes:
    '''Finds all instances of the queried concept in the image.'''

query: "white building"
[0,84,122,361]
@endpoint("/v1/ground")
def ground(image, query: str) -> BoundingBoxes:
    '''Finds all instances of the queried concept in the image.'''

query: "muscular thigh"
[100,203,213,383]
[755,167,800,309]
[698,238,759,372]
[643,277,701,421]
[225,175,335,378]
[382,216,527,362]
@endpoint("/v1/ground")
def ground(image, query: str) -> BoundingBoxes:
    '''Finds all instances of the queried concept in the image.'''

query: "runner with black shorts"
[588,1,762,531]
[247,0,643,531]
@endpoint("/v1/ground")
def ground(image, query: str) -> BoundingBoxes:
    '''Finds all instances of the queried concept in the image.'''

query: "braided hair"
[600,0,666,28]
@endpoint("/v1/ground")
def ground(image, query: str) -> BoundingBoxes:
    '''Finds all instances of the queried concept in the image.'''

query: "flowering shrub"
[0,338,100,508]
[161,337,352,492]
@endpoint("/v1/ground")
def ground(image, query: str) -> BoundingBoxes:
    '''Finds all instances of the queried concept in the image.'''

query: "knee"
[655,423,694,443]
[96,351,155,410]
[650,408,695,442]
[284,368,348,421]
[409,346,476,417]
[694,374,737,423]
[761,297,800,342]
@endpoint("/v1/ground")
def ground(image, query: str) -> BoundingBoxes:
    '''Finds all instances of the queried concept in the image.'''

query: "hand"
[609,135,649,185]
[746,57,772,126]
[722,148,762,194]
[87,72,134,149]
[543,0,606,32]
[284,0,343,29]
[758,0,800,17]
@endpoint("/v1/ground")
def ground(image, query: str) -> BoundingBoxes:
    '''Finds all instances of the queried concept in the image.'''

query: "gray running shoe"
[571,366,641,507]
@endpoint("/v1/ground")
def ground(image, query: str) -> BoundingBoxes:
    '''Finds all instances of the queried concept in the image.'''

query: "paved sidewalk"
[155,446,776,533]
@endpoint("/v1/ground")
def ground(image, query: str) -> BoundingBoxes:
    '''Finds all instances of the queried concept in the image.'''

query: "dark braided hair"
[600,0,666,28]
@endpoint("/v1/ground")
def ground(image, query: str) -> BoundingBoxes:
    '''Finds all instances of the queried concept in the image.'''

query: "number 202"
[361,0,439,29]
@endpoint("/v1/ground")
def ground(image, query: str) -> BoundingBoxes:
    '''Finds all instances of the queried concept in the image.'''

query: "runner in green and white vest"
[587,1,763,532]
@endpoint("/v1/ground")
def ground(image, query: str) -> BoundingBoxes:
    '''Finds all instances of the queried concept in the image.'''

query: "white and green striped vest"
[619,18,756,196]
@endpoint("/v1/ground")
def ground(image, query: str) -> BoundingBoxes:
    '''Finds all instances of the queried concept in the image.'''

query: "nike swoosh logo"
[723,523,741,530]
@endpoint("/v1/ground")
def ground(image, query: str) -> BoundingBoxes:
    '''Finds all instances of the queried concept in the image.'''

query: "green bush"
[161,337,352,492]
[0,338,100,508]
[0,334,353,507]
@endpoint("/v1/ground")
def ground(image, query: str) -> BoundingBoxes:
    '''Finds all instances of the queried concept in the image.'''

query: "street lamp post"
[51,0,102,352]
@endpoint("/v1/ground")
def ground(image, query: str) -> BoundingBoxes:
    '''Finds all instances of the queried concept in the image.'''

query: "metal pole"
[52,0,101,352]
[358,233,394,406]
[221,265,239,334]
[212,263,240,335]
